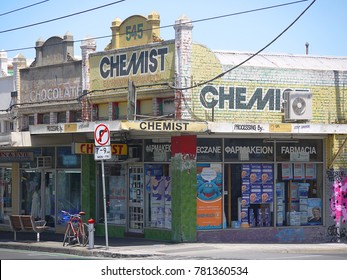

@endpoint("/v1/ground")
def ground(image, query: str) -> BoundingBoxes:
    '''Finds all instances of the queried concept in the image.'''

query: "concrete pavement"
[1,230,347,259]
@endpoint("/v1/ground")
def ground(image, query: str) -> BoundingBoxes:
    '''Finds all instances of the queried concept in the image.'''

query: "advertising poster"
[293,163,305,179]
[305,163,316,179]
[109,176,126,224]
[197,163,223,229]
[307,198,322,225]
[281,163,293,180]
[145,164,172,228]
[150,176,166,228]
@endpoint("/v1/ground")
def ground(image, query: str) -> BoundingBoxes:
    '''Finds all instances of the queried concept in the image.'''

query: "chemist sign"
[94,124,110,146]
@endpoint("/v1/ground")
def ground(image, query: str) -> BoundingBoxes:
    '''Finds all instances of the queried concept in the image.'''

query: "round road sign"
[94,124,110,146]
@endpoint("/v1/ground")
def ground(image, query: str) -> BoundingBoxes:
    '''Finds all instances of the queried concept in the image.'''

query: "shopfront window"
[56,170,81,225]
[0,167,12,224]
[276,139,323,226]
[57,146,81,168]
[220,139,275,229]
[198,138,324,230]
[97,164,126,225]
[144,164,171,229]
[224,163,274,228]
[20,171,42,218]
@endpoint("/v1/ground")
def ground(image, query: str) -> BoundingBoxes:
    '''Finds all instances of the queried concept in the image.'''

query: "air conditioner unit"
[284,91,312,121]
[37,156,52,168]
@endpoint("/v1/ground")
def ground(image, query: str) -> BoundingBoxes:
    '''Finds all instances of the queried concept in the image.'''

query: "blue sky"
[1,0,346,59]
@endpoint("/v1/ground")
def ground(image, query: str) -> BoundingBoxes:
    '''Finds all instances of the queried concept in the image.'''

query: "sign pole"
[94,123,111,250]
[101,159,109,250]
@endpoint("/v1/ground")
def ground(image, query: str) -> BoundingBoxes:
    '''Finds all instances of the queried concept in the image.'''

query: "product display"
[240,164,274,227]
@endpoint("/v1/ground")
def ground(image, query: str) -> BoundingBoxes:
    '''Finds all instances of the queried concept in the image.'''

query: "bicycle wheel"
[82,223,89,246]
[63,224,75,246]
[76,222,88,246]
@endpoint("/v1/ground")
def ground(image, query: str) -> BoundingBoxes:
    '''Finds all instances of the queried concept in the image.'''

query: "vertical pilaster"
[80,37,96,122]
[174,15,193,120]
[12,54,27,131]
[171,135,197,242]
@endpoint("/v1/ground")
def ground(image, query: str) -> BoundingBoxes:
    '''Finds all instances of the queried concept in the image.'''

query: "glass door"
[128,165,144,233]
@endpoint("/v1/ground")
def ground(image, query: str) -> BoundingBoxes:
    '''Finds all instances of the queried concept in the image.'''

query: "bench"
[9,215,48,242]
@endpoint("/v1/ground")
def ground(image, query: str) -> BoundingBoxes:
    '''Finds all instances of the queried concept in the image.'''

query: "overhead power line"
[1,0,316,112]
[170,0,316,91]
[1,0,309,54]
[0,0,126,34]
[0,0,50,17]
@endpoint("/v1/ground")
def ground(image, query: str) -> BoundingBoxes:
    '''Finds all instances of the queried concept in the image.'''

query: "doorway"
[128,165,144,233]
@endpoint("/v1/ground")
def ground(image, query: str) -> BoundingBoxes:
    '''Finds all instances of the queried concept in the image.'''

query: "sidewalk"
[1,230,347,259]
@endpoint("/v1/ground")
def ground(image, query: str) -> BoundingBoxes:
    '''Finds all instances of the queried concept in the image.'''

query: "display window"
[0,167,12,224]
[57,146,81,168]
[20,171,42,218]
[223,163,274,228]
[97,164,126,225]
[56,170,81,225]
[276,163,323,226]
[197,138,324,230]
[144,164,171,229]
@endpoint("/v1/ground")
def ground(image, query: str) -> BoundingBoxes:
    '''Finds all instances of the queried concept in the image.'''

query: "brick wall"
[190,44,347,124]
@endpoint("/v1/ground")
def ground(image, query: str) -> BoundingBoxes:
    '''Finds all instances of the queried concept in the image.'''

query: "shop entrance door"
[224,164,242,228]
[128,165,144,233]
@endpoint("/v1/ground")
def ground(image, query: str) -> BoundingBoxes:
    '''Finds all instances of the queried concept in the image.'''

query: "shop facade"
[0,33,90,235]
[84,13,347,243]
[1,12,347,244]
[0,52,29,225]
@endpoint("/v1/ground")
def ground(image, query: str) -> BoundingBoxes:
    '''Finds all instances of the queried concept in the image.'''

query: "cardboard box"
[261,188,273,203]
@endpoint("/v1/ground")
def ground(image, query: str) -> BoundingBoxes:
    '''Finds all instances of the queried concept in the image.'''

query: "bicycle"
[62,210,89,247]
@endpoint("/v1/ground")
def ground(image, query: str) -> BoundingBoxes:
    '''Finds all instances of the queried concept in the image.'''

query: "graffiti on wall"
[327,169,347,226]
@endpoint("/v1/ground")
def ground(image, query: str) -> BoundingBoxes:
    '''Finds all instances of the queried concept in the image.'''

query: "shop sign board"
[0,151,34,162]
[122,120,208,132]
[73,143,127,155]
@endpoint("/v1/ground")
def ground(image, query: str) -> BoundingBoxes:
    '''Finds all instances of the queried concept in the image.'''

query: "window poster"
[196,163,223,229]
[305,163,316,179]
[240,164,274,227]
[293,163,305,180]
[150,176,166,228]
[281,163,293,180]
[307,198,322,225]
[145,164,172,229]
[109,176,126,224]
